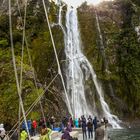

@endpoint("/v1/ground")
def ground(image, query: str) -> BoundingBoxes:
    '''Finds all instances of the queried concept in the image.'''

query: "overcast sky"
[62,0,112,7]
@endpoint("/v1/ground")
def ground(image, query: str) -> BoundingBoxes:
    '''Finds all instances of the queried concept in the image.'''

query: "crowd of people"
[0,115,108,140]
[20,116,56,140]
[79,115,108,140]
[63,115,108,140]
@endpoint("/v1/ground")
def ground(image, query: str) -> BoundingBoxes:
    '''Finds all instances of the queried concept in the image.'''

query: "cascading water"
[62,7,121,128]
[64,7,91,118]
[58,4,66,36]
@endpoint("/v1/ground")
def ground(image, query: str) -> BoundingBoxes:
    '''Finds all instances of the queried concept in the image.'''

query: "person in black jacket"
[81,116,87,140]
[87,119,93,139]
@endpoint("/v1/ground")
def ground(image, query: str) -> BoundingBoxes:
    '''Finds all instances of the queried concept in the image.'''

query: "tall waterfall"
[61,7,121,128]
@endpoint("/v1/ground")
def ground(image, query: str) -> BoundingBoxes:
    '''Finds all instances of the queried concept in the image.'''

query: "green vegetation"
[78,0,140,118]
[0,1,66,128]
[116,0,140,117]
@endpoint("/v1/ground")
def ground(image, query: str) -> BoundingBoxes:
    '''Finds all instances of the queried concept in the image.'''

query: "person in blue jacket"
[93,116,98,131]
[27,120,32,135]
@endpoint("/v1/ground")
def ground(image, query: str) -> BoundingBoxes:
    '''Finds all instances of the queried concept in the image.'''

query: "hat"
[0,124,4,128]
[101,119,104,123]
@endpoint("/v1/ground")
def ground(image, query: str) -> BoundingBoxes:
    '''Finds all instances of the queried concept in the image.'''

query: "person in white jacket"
[0,124,6,140]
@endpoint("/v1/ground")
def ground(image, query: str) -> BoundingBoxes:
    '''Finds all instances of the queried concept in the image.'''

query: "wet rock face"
[0,0,8,12]
[78,1,140,119]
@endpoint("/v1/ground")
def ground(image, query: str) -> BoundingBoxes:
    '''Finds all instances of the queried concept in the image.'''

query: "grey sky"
[62,0,112,7]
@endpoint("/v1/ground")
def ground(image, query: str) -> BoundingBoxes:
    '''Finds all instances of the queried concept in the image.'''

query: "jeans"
[82,130,87,140]
[88,129,93,139]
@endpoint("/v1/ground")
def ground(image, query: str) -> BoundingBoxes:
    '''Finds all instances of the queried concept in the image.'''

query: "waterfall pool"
[108,128,140,140]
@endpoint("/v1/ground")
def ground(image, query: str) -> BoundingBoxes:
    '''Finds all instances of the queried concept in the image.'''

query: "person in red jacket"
[32,120,37,136]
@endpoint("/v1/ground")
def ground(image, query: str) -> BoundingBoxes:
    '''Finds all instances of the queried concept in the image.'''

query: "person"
[40,125,52,140]
[93,116,98,131]
[0,124,6,140]
[102,118,108,139]
[95,122,105,140]
[20,129,28,140]
[74,118,79,128]
[32,120,37,136]
[81,115,86,123]
[66,122,72,132]
[39,118,46,128]
[103,117,108,128]
[60,122,65,132]
[46,117,50,128]
[61,130,73,140]
[22,121,30,133]
[78,118,81,128]
[11,129,18,140]
[27,120,32,135]
[69,117,74,128]
[87,119,93,139]
[22,122,26,130]
[50,116,55,130]
[81,116,87,140]
[88,115,92,122]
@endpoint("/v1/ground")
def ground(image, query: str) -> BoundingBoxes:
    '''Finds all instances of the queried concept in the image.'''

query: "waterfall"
[62,7,121,128]
[64,7,91,118]
[58,4,66,36]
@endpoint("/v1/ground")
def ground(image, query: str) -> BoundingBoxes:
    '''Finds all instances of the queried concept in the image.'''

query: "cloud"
[62,0,113,7]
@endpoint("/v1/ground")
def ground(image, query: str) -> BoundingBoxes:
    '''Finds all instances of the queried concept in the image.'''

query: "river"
[78,128,140,140]
[108,128,140,140]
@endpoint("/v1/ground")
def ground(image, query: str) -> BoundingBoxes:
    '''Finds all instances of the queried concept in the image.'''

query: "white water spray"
[64,7,91,117]
[62,7,121,128]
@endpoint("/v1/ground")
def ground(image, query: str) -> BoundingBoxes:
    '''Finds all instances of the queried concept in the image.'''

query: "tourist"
[39,118,46,128]
[78,118,81,128]
[81,115,86,123]
[103,117,108,128]
[60,122,65,132]
[27,120,32,135]
[11,129,18,140]
[103,118,108,139]
[95,121,105,140]
[32,120,37,136]
[81,116,87,140]
[69,117,74,127]
[46,116,50,128]
[61,129,73,140]
[40,124,52,140]
[93,116,98,131]
[20,129,28,140]
[22,121,26,130]
[0,124,6,140]
[22,121,30,134]
[88,115,92,122]
[62,117,67,128]
[66,122,72,132]
[74,118,79,128]
[87,119,93,139]
[50,116,55,130]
